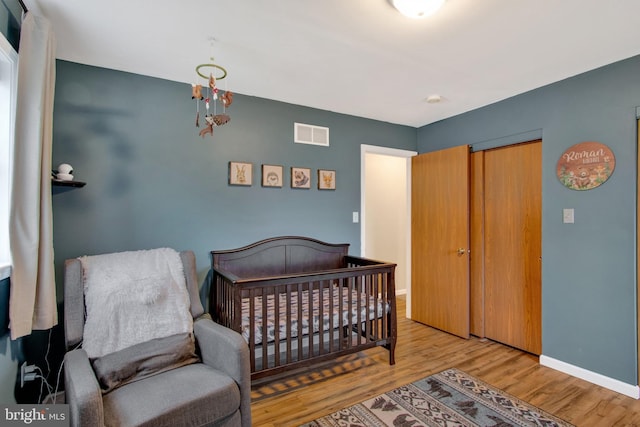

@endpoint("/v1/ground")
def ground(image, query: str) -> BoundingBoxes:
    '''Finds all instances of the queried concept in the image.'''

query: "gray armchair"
[63,249,251,427]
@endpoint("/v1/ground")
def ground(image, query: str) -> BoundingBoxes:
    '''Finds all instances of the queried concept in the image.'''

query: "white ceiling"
[29,0,640,127]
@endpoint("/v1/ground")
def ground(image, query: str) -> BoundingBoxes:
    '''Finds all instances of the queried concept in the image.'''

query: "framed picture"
[291,167,311,189]
[318,169,336,190]
[229,161,253,186]
[262,164,283,187]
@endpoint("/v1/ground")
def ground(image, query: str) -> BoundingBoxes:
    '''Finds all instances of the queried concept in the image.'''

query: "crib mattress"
[241,285,389,345]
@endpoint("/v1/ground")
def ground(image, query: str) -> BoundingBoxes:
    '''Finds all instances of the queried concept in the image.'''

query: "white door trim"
[361,144,417,317]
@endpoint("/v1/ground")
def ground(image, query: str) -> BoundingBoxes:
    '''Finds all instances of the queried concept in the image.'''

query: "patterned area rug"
[300,368,574,427]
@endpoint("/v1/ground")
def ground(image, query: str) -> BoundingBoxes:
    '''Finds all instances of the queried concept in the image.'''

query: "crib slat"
[373,273,379,341]
[297,282,303,361]
[285,285,292,364]
[355,275,362,346]
[274,289,280,368]
[338,277,344,351]
[224,276,228,326]
[317,281,321,356]
[371,273,377,341]
[364,273,371,342]
[328,280,334,354]
[249,289,256,373]
[381,273,388,340]
[346,276,353,350]
[223,276,228,326]
[261,287,269,368]
[306,281,313,358]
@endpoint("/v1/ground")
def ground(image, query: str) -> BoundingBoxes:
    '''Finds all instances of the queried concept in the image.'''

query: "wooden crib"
[209,236,397,380]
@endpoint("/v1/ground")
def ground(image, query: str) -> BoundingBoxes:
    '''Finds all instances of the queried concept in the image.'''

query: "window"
[0,32,17,279]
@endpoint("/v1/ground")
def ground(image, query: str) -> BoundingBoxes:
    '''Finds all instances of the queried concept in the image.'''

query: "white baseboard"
[540,355,639,399]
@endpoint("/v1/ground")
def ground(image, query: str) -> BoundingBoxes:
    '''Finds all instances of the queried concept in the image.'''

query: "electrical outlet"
[20,362,37,387]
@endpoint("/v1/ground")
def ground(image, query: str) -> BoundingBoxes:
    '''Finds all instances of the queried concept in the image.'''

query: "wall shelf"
[52,179,86,195]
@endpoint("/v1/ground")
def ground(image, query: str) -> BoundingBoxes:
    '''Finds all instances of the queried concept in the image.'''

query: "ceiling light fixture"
[390,0,445,19]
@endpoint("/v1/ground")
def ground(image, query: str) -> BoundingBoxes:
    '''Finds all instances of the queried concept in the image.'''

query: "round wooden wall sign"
[556,141,615,191]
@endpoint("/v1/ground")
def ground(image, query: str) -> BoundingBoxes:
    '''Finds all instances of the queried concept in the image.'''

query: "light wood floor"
[250,295,640,426]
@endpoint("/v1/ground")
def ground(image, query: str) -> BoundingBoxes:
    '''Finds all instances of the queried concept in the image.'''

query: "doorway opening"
[361,144,416,318]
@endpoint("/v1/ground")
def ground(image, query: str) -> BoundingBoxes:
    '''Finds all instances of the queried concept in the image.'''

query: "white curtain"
[9,13,57,340]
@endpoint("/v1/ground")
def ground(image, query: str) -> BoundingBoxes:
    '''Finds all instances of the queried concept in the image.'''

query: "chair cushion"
[92,333,199,393]
[102,363,240,427]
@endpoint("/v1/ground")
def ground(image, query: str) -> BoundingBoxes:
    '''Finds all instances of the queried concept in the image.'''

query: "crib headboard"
[211,236,349,278]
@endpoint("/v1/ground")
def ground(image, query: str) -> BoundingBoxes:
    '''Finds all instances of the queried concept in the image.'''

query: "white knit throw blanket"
[80,248,193,359]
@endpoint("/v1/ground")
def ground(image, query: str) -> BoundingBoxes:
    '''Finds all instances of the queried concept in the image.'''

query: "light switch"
[352,212,359,223]
[563,208,574,224]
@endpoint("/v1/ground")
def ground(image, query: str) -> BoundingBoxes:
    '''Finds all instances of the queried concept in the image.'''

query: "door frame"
[360,144,417,317]
[637,115,639,386]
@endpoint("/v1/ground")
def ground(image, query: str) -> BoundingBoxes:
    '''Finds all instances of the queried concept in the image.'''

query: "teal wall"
[51,60,417,289]
[417,54,640,385]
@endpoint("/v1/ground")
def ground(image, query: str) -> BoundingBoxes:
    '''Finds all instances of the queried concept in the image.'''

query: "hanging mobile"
[192,45,232,139]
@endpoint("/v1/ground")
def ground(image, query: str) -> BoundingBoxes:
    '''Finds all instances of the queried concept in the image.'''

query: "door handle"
[457,248,467,256]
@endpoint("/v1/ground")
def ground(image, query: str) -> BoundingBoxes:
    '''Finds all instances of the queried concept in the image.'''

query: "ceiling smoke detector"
[425,94,443,104]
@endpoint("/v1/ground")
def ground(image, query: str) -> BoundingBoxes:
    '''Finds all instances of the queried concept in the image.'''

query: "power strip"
[20,362,37,387]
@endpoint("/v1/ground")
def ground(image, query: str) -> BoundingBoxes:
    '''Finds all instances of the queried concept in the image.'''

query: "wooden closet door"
[484,141,542,354]
[411,145,470,339]
[469,151,485,337]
